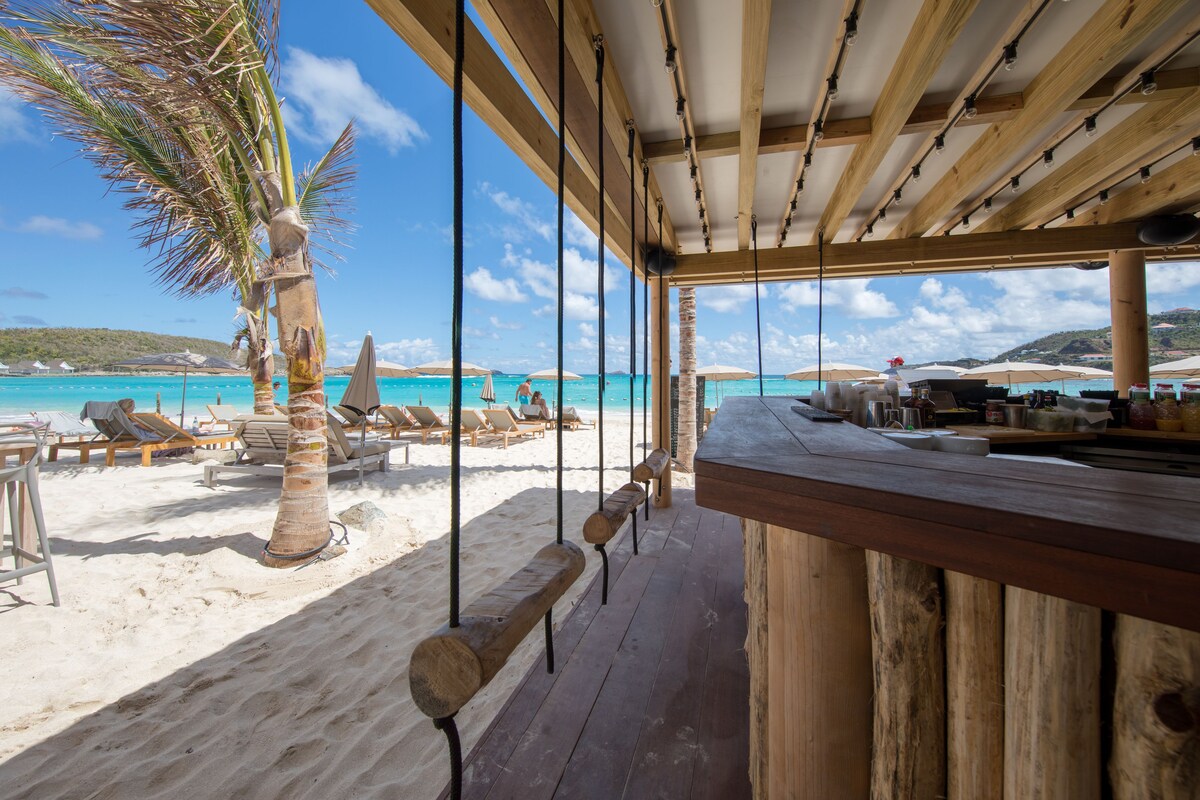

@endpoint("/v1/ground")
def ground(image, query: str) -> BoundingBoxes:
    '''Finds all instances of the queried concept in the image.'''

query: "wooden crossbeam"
[889,0,1188,240]
[737,0,772,249]
[850,1,1047,242]
[1062,154,1200,228]
[975,90,1200,233]
[668,223,1192,284]
[810,0,979,244]
[366,0,637,268]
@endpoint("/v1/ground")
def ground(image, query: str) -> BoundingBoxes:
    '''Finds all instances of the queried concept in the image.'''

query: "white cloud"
[376,337,441,365]
[565,212,596,248]
[578,322,596,337]
[481,182,552,242]
[517,247,619,301]
[490,315,523,330]
[697,285,768,314]
[465,267,527,303]
[777,278,898,318]
[1145,263,1200,295]
[16,215,102,240]
[534,292,600,320]
[0,87,34,144]
[282,47,426,153]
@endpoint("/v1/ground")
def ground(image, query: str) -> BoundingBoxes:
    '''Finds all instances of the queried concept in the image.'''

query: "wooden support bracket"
[583,482,647,545]
[409,540,586,719]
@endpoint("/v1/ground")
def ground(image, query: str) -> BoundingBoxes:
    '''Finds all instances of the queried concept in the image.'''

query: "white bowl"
[881,431,934,450]
[934,435,990,456]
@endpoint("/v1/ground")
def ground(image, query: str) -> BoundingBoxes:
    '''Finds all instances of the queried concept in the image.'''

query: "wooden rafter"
[975,89,1200,233]
[1062,153,1200,228]
[890,0,1189,240]
[932,8,1200,236]
[850,0,1047,242]
[643,67,1200,164]
[366,0,636,267]
[809,0,979,244]
[737,0,772,249]
[668,222,1192,284]
[776,0,858,244]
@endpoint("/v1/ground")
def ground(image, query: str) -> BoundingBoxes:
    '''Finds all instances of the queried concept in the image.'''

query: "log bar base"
[583,482,647,545]
[409,541,585,720]
[632,448,670,482]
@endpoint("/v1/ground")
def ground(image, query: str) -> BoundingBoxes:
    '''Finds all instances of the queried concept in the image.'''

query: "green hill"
[0,327,242,371]
[991,308,1200,369]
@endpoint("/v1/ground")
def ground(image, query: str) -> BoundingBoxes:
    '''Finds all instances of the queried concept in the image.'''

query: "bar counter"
[695,396,1199,631]
[694,396,1200,799]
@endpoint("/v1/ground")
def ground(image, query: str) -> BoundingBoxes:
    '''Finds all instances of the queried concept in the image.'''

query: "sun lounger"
[405,406,449,444]
[205,404,241,432]
[333,405,379,430]
[104,413,238,467]
[203,414,396,487]
[66,401,154,464]
[376,405,419,439]
[561,406,596,430]
[439,409,490,446]
[518,404,554,428]
[481,408,546,448]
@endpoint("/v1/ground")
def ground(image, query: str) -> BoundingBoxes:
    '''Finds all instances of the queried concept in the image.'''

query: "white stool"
[1,424,60,606]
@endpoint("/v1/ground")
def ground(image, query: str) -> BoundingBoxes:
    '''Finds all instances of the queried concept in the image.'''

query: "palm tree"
[676,287,697,470]
[0,0,356,565]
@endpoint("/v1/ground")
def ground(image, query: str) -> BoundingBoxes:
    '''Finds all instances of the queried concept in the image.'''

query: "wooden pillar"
[650,275,672,507]
[1110,616,1200,799]
[1109,250,1148,398]
[1004,588,1101,799]
[742,519,769,799]
[946,572,1004,800]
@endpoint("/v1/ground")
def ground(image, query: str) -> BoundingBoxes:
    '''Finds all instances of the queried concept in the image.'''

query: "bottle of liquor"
[913,387,937,428]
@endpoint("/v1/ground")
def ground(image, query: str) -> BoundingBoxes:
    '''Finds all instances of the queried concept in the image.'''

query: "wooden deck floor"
[444,488,750,800]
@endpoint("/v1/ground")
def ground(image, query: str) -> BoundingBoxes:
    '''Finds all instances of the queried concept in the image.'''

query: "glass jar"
[1182,384,1200,434]
[1128,387,1156,431]
[1154,387,1183,432]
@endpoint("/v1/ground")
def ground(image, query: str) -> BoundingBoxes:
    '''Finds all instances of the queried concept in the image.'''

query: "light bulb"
[1099,189,1109,205]
[911,164,921,182]
[1003,42,1017,71]
[694,188,701,205]
[1010,175,1020,193]
[682,134,692,156]
[698,207,705,220]
[934,134,945,153]
[1066,207,1075,220]
[813,119,824,142]
[1192,137,1199,156]
[675,96,686,121]
[892,189,902,206]
[961,215,970,229]
[1084,116,1097,137]
[651,0,663,7]
[790,198,798,212]
[1140,69,1156,95]
[983,197,993,213]
[878,207,887,221]
[1140,165,1151,183]
[1043,149,1054,168]
[796,178,805,195]
[845,11,858,46]
[827,75,839,101]
[664,45,677,74]
[865,223,874,238]
[963,95,977,120]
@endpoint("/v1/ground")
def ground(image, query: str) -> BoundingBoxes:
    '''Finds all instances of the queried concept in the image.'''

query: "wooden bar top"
[694,396,1200,631]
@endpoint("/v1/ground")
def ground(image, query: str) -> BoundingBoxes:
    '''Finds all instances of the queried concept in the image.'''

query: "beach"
[0,415,681,798]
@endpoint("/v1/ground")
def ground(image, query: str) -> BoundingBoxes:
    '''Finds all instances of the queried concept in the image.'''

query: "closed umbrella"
[480,373,496,407]
[414,359,491,376]
[1149,355,1200,380]
[786,362,879,382]
[962,361,1080,387]
[340,334,382,485]
[113,350,243,427]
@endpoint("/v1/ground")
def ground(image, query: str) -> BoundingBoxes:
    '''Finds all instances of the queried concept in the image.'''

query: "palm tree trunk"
[242,306,277,415]
[677,287,697,471]
[259,172,329,567]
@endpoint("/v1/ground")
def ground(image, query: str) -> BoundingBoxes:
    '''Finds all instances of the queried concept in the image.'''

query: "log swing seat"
[632,448,670,483]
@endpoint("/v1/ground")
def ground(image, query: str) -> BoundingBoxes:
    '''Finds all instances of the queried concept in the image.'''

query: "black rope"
[656,200,667,496]
[641,163,650,521]
[595,544,609,605]
[752,216,763,396]
[448,0,465,629]
[555,0,565,546]
[544,610,555,673]
[627,122,638,555]
[434,716,462,800]
[595,36,605,514]
[817,229,825,390]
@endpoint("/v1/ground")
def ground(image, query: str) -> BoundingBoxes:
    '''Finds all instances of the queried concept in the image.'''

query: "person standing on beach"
[516,378,532,405]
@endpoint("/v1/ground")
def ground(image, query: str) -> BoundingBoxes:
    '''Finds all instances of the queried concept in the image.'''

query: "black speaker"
[1136,214,1200,246]
[645,247,677,276]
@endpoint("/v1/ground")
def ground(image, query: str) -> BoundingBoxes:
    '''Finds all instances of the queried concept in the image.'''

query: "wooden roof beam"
[890,0,1190,240]
[975,89,1200,233]
[1062,152,1200,228]
[366,0,636,268]
[810,0,980,244]
[670,222,1185,283]
[851,0,1047,242]
[737,0,772,249]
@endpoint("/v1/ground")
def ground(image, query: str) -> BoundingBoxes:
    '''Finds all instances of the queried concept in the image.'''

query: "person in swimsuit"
[516,379,532,405]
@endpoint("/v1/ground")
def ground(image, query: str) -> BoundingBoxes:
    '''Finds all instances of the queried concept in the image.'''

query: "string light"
[1099,189,1109,205]
[911,164,921,182]
[1140,69,1156,95]
[892,189,902,206]
[845,11,858,46]
[790,198,798,212]
[664,45,677,74]
[694,187,702,205]
[827,75,839,101]
[813,119,824,142]
[682,134,692,155]
[865,222,874,238]
[963,95,978,120]
[983,197,993,213]
[1010,175,1020,193]
[675,96,686,121]
[1043,149,1054,168]
[1003,42,1018,70]
[796,178,805,194]
[803,152,812,170]
[961,215,970,229]
[698,207,705,220]
[1066,207,1075,220]
[1140,165,1151,183]
[934,134,945,153]
[1192,137,1200,155]
[651,0,663,7]
[878,206,887,221]
[689,164,697,180]
[1084,115,1097,137]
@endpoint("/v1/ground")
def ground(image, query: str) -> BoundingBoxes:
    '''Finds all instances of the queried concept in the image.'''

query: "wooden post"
[1110,615,1200,799]
[946,571,1004,800]
[650,275,672,507]
[1109,250,1148,398]
[1004,587,1101,799]
[742,519,769,800]
[766,524,872,799]
[866,552,946,799]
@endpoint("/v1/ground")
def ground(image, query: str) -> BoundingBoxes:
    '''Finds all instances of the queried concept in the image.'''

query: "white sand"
[1,415,691,798]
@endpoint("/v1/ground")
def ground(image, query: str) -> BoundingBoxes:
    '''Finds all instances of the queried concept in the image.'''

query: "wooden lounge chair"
[106,413,238,467]
[439,409,490,446]
[333,404,379,430]
[481,408,546,449]
[205,404,241,432]
[405,405,449,444]
[561,406,596,430]
[203,414,392,487]
[376,405,419,439]
[518,404,554,429]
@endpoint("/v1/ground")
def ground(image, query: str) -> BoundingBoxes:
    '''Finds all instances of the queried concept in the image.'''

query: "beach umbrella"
[340,334,382,485]
[786,362,879,382]
[695,364,756,404]
[526,368,583,381]
[962,361,1080,387]
[113,350,243,427]
[375,360,418,378]
[1051,364,1113,392]
[480,373,496,407]
[414,359,491,376]
[909,364,967,375]
[1149,355,1200,380]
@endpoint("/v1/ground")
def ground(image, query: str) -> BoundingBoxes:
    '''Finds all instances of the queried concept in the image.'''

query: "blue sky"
[1,2,1198,375]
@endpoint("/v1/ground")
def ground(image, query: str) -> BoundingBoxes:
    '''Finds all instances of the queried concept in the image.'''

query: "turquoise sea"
[0,373,1147,420]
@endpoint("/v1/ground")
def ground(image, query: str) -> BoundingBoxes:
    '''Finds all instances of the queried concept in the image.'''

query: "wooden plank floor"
[442,488,750,800]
